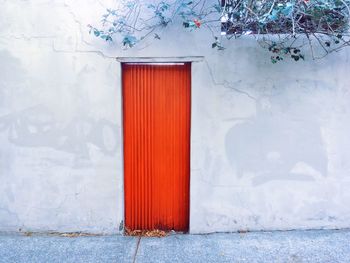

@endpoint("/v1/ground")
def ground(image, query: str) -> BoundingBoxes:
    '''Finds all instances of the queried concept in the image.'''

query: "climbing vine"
[88,0,350,62]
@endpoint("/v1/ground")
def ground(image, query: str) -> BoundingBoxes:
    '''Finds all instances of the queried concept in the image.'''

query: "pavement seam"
[132,236,141,263]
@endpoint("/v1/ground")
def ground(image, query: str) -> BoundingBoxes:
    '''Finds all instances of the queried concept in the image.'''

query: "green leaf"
[281,3,294,16]
[283,47,291,54]
[268,10,279,21]
[122,35,137,47]
[291,55,300,61]
[94,30,100,37]
[213,4,221,12]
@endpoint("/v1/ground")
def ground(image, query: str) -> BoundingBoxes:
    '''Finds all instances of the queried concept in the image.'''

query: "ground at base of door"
[124,228,169,237]
[0,229,349,262]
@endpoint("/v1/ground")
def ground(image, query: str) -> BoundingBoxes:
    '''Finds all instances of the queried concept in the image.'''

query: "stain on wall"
[0,105,120,160]
[225,100,328,186]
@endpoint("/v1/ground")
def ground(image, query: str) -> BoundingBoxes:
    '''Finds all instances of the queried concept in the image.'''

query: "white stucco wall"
[1,0,350,234]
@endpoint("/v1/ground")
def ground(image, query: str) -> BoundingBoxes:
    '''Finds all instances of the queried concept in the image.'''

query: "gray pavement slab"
[136,230,350,263]
[0,230,349,263]
[0,233,137,263]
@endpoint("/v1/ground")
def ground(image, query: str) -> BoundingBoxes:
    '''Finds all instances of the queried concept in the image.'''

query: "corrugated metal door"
[123,63,191,232]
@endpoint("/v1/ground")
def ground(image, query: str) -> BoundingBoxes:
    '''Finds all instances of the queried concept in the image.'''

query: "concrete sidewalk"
[0,229,349,263]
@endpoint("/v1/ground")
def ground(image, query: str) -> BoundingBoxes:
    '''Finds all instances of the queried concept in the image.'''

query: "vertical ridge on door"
[123,63,191,231]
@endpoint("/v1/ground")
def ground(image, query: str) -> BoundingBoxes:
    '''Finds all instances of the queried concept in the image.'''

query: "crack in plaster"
[51,43,116,59]
[204,59,257,101]
[0,35,56,40]
[44,1,117,59]
[63,1,95,48]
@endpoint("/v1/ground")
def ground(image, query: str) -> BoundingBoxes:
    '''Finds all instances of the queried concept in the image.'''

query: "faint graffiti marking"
[225,102,328,185]
[0,105,120,159]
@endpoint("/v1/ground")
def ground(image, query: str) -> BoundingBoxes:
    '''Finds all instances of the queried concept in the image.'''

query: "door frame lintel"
[116,56,204,63]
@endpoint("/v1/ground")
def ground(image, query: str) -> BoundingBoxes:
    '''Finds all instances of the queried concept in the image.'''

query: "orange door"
[123,63,191,232]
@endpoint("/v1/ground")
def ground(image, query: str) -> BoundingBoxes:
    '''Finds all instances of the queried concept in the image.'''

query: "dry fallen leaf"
[125,228,168,237]
[55,232,100,238]
[238,229,248,234]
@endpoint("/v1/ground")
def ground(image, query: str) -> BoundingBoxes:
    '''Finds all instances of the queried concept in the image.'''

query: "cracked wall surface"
[1,0,350,233]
